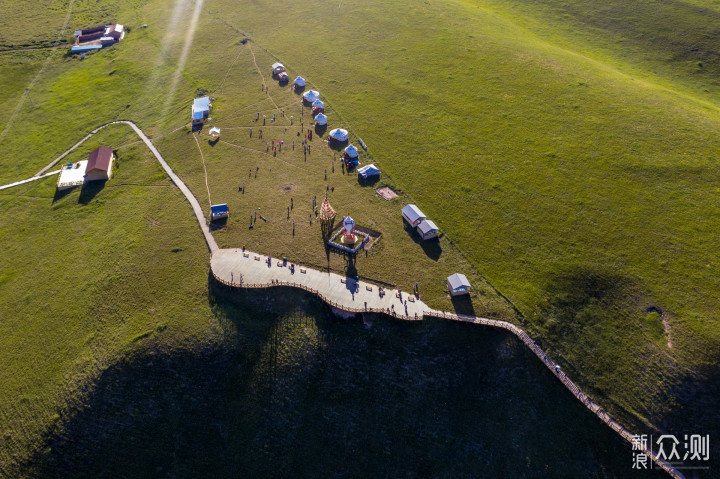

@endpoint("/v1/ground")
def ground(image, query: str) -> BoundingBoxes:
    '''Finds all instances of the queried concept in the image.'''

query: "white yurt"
[344,144,359,158]
[303,90,320,103]
[312,99,324,109]
[328,128,349,142]
[314,113,328,126]
[294,76,306,87]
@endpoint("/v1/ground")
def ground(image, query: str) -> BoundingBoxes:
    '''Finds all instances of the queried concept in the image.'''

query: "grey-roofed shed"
[401,204,426,227]
[447,273,471,296]
[417,219,439,240]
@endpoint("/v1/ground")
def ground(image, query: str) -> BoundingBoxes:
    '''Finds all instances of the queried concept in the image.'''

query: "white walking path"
[0,170,60,191]
[5,120,218,252]
[1,120,682,478]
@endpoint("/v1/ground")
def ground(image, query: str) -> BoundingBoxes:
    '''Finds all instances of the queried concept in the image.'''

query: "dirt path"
[247,42,281,113]
[192,132,212,207]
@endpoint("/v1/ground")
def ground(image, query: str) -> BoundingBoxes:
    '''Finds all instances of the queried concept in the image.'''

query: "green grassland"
[205,0,720,434]
[0,0,719,474]
[0,125,216,471]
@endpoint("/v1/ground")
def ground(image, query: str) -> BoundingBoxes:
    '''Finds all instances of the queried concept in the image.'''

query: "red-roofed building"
[85,146,114,181]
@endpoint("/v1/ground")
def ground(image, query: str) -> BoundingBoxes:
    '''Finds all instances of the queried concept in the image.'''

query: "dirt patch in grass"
[375,186,397,200]
[280,183,295,192]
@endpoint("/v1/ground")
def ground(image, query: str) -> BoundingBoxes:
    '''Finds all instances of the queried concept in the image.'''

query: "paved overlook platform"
[211,248,433,319]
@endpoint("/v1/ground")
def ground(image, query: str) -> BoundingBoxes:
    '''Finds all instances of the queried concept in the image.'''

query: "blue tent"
[357,164,380,179]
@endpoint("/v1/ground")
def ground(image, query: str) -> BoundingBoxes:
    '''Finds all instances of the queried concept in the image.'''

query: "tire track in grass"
[192,132,212,207]
[212,43,246,94]
[247,42,281,113]
[0,0,76,143]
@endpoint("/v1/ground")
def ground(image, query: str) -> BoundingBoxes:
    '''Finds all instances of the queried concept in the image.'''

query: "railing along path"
[210,248,683,479]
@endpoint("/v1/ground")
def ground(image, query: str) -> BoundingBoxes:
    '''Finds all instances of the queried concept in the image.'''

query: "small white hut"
[271,62,285,75]
[344,144,359,158]
[314,113,328,126]
[417,219,439,240]
[328,128,348,142]
[303,90,320,103]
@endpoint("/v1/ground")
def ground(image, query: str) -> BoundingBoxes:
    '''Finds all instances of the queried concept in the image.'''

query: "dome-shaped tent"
[312,99,324,109]
[344,144,359,158]
[314,113,328,126]
[303,90,320,103]
[294,76,306,87]
[319,195,336,222]
[328,128,349,142]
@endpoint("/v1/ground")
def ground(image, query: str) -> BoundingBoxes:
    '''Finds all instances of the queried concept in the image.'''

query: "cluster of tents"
[271,61,380,179]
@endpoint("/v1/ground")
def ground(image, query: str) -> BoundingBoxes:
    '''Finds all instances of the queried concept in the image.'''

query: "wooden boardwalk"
[211,247,684,479]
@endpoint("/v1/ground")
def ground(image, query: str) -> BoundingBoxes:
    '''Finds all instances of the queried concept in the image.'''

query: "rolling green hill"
[0,0,718,475]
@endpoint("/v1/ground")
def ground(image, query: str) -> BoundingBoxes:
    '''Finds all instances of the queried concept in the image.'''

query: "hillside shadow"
[78,180,106,205]
[19,279,661,478]
[654,362,720,473]
[403,223,442,260]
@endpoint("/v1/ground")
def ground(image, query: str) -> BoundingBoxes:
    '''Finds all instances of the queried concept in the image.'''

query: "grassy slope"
[205,0,720,434]
[0,125,215,472]
[0,0,718,473]
[154,39,514,319]
[0,0,220,470]
[482,0,720,103]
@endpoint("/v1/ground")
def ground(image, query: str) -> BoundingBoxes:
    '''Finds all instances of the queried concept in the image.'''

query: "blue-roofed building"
[357,164,381,180]
[71,45,103,53]
[210,203,229,221]
[192,96,211,125]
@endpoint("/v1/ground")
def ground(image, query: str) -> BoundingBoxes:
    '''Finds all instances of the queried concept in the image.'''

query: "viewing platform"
[211,248,430,319]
